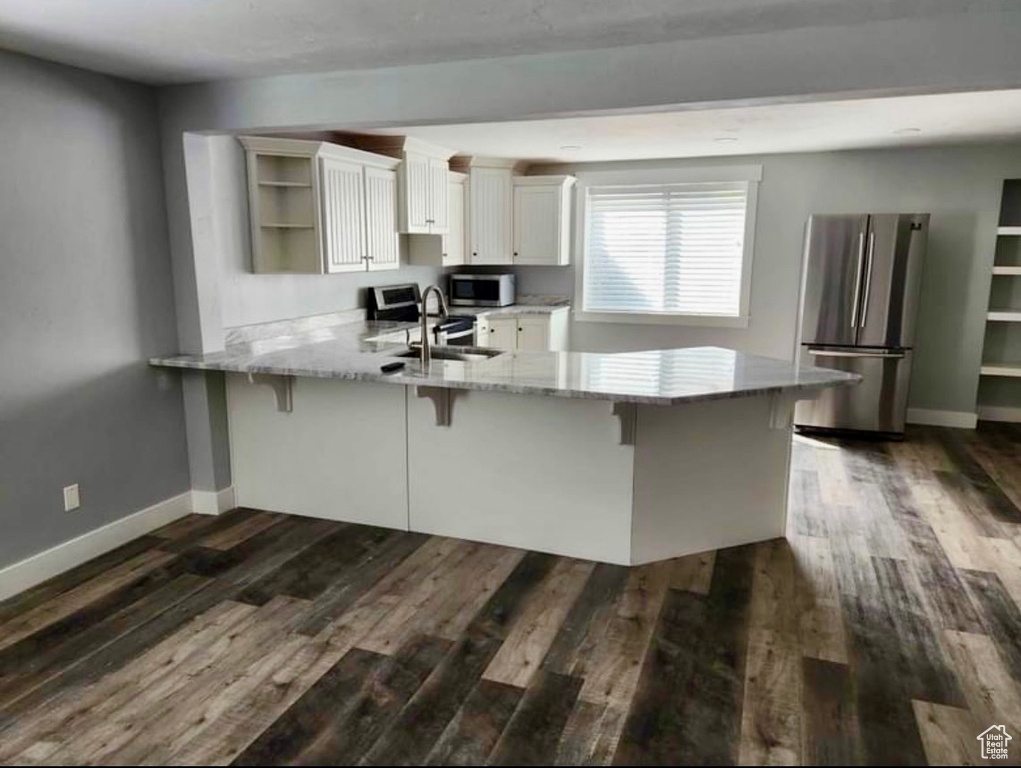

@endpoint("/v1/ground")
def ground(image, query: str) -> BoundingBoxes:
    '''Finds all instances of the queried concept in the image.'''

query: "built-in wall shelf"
[981,363,1021,377]
[261,222,315,229]
[978,179,1021,420]
[987,311,1021,322]
[258,181,312,188]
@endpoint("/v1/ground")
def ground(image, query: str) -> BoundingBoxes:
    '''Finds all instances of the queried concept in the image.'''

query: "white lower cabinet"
[477,307,569,351]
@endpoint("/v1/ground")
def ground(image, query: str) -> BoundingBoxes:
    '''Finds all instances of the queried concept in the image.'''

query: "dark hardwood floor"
[1,424,1020,765]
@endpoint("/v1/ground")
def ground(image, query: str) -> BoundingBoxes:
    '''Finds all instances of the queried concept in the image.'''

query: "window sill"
[573,310,750,328]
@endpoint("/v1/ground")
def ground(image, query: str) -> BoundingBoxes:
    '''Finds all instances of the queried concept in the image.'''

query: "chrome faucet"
[417,285,449,366]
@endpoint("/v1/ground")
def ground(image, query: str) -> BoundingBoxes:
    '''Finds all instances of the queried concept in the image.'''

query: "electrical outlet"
[63,484,80,512]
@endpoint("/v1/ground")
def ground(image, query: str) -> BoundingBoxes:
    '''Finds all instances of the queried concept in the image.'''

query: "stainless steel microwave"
[448,274,516,307]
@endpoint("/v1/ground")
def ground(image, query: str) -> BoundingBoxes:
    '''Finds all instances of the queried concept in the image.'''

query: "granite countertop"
[457,296,571,318]
[150,320,859,406]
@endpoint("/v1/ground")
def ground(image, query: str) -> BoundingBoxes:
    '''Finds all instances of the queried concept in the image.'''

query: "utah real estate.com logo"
[977,725,1012,760]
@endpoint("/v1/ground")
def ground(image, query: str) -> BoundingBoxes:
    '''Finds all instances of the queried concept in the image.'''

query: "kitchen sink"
[391,347,504,363]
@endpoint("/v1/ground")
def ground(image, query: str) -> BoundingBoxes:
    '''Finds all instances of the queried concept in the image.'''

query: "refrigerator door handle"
[807,348,906,359]
[859,231,876,327]
[850,232,866,328]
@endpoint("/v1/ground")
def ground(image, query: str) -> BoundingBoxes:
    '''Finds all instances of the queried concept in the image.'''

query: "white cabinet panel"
[486,317,518,350]
[228,376,409,530]
[444,176,466,266]
[516,317,550,352]
[428,156,450,233]
[402,151,431,232]
[320,156,366,273]
[512,176,574,266]
[470,167,513,265]
[514,186,559,264]
[364,166,399,271]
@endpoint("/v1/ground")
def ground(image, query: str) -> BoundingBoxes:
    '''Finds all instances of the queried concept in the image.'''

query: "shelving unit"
[977,179,1021,421]
[240,139,322,273]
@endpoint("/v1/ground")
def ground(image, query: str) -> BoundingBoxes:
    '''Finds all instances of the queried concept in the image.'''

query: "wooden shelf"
[997,226,1021,236]
[261,222,314,229]
[987,310,1021,322]
[259,180,312,188]
[992,266,1021,275]
[981,363,1021,378]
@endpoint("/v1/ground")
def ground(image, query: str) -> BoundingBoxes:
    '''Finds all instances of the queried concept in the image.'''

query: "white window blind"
[583,181,749,317]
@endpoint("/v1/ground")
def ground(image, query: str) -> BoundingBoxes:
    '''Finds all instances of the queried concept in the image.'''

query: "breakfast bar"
[152,321,858,565]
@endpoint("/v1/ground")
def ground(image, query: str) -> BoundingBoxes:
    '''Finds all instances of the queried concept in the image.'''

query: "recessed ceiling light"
[894,127,921,135]
[559,144,582,150]
[713,137,738,143]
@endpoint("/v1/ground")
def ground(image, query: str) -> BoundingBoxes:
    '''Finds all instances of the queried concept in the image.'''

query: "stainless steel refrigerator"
[794,213,929,436]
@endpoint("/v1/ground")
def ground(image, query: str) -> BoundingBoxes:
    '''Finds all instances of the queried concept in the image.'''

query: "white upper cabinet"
[362,166,399,271]
[513,176,576,266]
[403,151,431,232]
[320,156,366,273]
[374,138,453,235]
[240,136,401,274]
[406,171,467,268]
[428,157,450,233]
[470,165,514,265]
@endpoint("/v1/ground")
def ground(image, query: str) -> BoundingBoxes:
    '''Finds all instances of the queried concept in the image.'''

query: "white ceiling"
[360,90,1021,163]
[0,0,988,85]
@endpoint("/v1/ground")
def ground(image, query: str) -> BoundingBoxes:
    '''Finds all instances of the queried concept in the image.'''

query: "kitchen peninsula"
[152,320,857,565]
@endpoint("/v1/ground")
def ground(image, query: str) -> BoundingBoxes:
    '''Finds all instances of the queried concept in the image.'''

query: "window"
[577,169,759,327]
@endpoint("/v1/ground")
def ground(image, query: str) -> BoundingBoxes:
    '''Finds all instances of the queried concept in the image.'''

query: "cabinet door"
[443,178,466,266]
[428,157,449,234]
[516,317,550,351]
[364,166,399,271]
[470,167,513,264]
[513,185,561,265]
[320,156,366,273]
[486,317,518,350]
[403,151,431,233]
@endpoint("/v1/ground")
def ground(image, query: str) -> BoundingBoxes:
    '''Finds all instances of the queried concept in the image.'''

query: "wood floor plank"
[424,679,524,766]
[791,534,848,664]
[198,511,282,551]
[488,670,584,766]
[0,571,209,710]
[871,556,967,707]
[613,545,755,765]
[231,646,388,765]
[912,700,986,766]
[0,516,338,727]
[941,630,1021,729]
[739,539,802,765]
[483,557,593,688]
[960,569,1021,684]
[668,550,716,594]
[801,657,861,766]
[0,549,178,652]
[936,429,1021,525]
[359,551,558,766]
[0,535,165,623]
[541,562,629,678]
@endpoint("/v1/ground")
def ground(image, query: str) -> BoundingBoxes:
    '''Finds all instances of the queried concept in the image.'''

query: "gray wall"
[0,50,190,568]
[534,145,1021,415]
[208,136,446,330]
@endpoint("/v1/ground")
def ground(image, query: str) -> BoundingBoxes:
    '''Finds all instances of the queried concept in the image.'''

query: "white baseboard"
[977,405,1021,423]
[906,408,978,429]
[191,486,236,516]
[0,491,193,602]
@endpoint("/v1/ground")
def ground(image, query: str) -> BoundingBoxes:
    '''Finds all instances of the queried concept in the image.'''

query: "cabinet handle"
[513,252,518,257]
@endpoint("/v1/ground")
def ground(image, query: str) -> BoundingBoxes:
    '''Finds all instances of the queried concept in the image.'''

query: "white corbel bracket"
[612,402,637,446]
[769,392,797,430]
[416,386,460,426]
[247,373,293,413]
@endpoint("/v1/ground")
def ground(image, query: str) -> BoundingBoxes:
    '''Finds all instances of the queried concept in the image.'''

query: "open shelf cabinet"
[977,179,1021,421]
